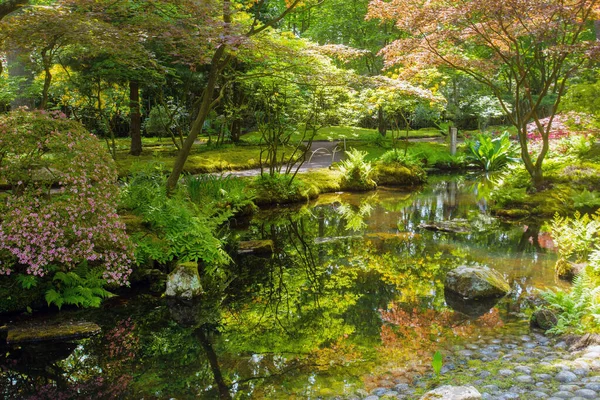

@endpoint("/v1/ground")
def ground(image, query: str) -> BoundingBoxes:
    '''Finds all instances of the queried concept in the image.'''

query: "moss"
[374,163,427,186]
[7,321,101,344]
[238,240,274,254]
[115,144,271,177]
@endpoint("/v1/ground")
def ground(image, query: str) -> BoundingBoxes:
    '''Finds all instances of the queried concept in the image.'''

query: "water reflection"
[1,174,565,399]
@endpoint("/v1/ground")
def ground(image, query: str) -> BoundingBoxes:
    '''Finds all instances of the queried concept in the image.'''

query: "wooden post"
[450,127,457,156]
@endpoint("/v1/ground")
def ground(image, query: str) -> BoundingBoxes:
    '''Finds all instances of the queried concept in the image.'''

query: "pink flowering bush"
[0,110,134,285]
[525,112,598,159]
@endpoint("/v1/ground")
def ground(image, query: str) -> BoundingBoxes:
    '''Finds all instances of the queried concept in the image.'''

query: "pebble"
[555,370,578,383]
[574,388,598,398]
[356,331,600,400]
[515,374,534,383]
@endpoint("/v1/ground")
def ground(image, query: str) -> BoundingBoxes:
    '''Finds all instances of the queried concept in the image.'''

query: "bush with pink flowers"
[0,110,134,287]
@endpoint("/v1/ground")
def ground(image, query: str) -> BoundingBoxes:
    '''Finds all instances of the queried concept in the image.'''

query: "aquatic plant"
[0,110,134,285]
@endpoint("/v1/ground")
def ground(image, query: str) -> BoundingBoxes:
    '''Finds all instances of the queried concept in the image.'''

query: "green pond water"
[0,174,565,399]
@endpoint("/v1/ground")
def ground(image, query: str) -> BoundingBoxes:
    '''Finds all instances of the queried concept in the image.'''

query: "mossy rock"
[339,174,377,192]
[238,240,274,255]
[6,320,101,344]
[445,265,511,300]
[165,262,203,299]
[494,208,531,219]
[555,258,586,281]
[530,308,558,331]
[374,163,426,186]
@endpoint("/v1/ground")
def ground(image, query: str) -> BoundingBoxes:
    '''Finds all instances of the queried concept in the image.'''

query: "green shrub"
[121,165,231,273]
[467,131,518,171]
[338,148,376,190]
[573,189,600,209]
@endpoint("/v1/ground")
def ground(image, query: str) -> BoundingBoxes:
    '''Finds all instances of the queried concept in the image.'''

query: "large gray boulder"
[445,265,510,300]
[420,385,481,400]
[165,262,203,299]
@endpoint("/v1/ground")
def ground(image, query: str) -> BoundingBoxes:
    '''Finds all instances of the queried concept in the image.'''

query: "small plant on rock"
[338,148,376,190]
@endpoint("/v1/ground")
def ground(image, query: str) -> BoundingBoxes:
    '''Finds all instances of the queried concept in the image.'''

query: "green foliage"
[338,148,376,190]
[16,274,38,289]
[541,271,600,334]
[185,174,255,213]
[548,211,600,263]
[337,197,375,232]
[121,164,231,271]
[144,102,188,137]
[379,149,423,168]
[432,350,443,376]
[45,264,113,310]
[573,189,600,209]
[467,132,517,171]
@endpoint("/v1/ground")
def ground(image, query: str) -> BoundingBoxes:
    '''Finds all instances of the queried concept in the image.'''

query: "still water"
[0,174,563,399]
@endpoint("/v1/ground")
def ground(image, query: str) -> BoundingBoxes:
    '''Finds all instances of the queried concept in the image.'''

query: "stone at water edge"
[165,262,203,300]
[530,308,558,331]
[6,321,101,344]
[444,265,510,300]
[237,240,274,255]
[420,385,482,400]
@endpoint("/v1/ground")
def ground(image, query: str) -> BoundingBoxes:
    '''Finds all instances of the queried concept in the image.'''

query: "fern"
[45,265,113,310]
[16,274,38,289]
[541,272,600,334]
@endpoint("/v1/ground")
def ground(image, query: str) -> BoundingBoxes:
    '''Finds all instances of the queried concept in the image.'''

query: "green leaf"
[432,350,443,376]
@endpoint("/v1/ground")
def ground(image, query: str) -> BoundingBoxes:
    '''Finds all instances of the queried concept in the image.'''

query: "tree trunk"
[129,80,142,156]
[40,51,51,110]
[377,106,386,137]
[166,45,227,194]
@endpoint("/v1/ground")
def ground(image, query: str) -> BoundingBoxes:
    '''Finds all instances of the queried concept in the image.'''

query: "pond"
[0,174,565,399]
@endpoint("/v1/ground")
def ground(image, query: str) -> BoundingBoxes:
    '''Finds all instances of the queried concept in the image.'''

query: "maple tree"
[367,0,600,188]
[165,0,304,193]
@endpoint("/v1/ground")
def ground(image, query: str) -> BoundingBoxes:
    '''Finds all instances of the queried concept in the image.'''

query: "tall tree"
[368,0,600,188]
[165,0,303,193]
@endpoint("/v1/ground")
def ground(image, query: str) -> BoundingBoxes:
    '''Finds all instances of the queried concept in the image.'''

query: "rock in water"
[530,308,558,331]
[238,240,274,255]
[165,262,202,299]
[419,219,471,233]
[6,321,101,344]
[420,385,481,399]
[445,265,510,300]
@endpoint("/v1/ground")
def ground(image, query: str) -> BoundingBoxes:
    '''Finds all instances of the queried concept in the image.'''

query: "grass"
[115,144,266,177]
